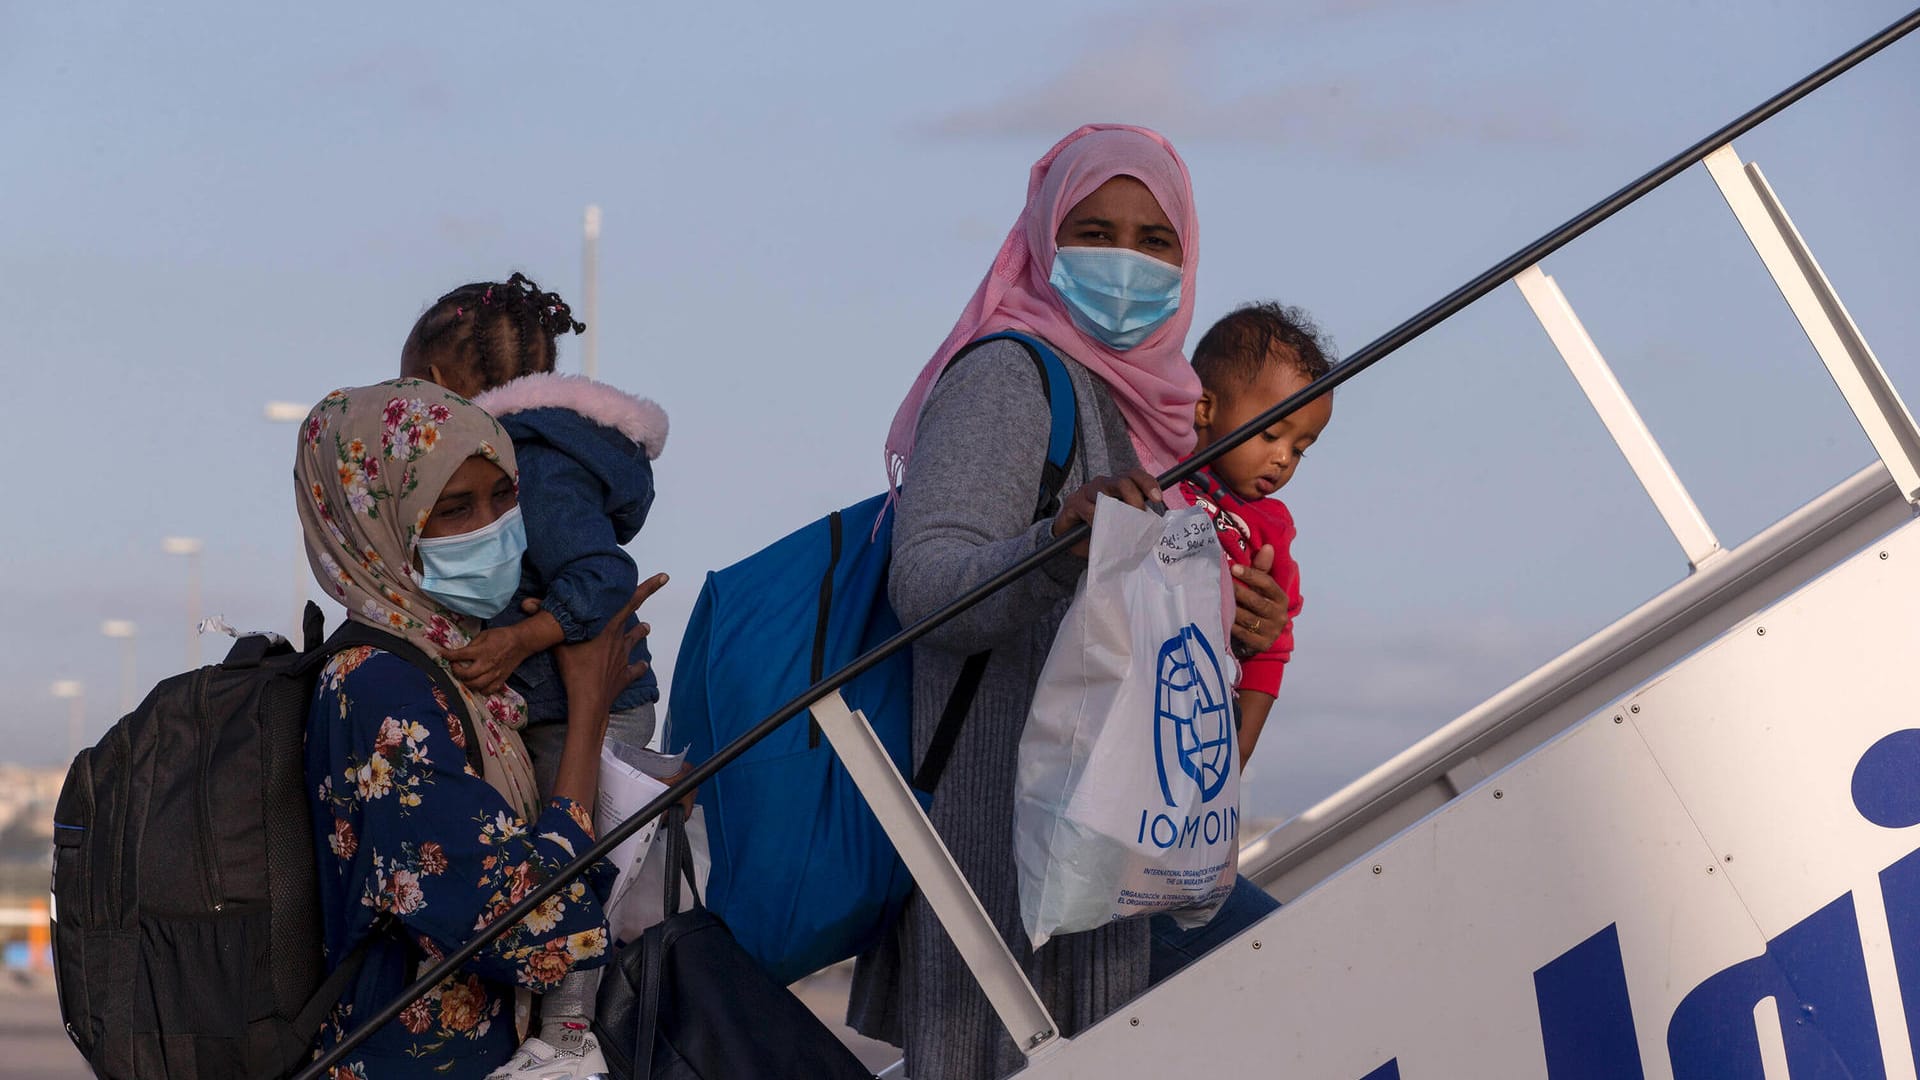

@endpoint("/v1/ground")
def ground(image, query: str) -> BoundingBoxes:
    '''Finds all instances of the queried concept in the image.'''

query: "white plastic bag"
[1015,495,1240,948]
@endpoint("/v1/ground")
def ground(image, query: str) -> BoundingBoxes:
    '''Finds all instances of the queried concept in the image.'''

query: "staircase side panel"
[1026,515,1920,1079]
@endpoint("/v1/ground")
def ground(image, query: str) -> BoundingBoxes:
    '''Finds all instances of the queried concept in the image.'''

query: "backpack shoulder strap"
[314,622,486,776]
[911,650,991,795]
[945,330,1080,520]
[291,916,391,1042]
[913,332,1081,796]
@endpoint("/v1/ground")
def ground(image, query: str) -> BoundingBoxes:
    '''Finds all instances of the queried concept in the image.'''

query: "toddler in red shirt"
[1179,302,1336,766]
[1149,302,1336,986]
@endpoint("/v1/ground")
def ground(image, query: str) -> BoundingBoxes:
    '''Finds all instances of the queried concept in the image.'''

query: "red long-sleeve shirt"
[1180,467,1303,698]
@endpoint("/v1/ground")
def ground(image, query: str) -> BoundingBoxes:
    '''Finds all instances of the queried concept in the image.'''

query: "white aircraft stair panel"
[1627,532,1920,938]
[1623,518,1920,1079]
[1021,705,1754,1078]
[1022,515,1920,1080]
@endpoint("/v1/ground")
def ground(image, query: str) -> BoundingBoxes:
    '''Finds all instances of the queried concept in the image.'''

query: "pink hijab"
[885,124,1203,485]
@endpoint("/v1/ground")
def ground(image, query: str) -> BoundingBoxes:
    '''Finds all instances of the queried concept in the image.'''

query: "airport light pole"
[582,205,600,379]
[266,401,311,637]
[99,621,137,716]
[162,536,204,667]
[51,680,84,759]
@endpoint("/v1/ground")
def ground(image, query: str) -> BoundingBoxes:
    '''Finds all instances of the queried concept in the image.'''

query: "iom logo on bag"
[1153,624,1233,807]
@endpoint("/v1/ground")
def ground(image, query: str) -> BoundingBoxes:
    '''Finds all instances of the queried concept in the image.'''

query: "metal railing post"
[808,691,1061,1055]
[1704,144,1920,503]
[1515,265,1725,570]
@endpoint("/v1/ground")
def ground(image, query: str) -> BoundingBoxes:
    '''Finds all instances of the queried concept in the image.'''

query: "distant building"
[0,764,66,886]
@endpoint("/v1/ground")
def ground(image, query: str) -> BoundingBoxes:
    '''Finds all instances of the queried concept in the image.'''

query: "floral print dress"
[307,646,615,1079]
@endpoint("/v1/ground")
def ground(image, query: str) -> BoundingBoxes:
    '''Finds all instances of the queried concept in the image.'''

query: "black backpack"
[50,604,480,1080]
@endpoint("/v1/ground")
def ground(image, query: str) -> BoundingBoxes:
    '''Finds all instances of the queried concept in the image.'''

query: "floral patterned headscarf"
[295,379,540,817]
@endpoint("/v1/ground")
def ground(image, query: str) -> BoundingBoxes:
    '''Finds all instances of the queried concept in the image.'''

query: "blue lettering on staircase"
[1535,924,1644,1080]
[1354,727,1920,1079]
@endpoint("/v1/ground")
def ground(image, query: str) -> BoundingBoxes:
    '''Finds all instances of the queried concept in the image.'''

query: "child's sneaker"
[484,1025,609,1080]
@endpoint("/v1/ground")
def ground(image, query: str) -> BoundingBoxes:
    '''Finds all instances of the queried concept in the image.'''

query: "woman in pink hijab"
[850,125,1289,1080]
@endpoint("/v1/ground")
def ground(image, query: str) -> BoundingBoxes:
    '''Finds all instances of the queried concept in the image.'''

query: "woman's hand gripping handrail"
[292,11,1920,1075]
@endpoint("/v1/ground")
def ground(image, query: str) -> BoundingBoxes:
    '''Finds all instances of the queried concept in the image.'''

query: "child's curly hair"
[1192,301,1335,398]
[401,272,585,391]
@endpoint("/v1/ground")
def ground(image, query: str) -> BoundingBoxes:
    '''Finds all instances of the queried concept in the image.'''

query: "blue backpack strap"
[912,332,1080,796]
[950,330,1079,519]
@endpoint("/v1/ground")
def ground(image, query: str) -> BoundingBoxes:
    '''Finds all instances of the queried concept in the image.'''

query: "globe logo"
[1153,623,1233,807]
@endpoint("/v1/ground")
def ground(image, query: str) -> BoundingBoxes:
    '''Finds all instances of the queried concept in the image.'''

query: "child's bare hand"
[1230,544,1288,655]
[442,626,536,695]
[1051,468,1166,557]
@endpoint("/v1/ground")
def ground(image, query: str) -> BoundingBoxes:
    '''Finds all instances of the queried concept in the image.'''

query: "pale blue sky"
[4,1,1916,820]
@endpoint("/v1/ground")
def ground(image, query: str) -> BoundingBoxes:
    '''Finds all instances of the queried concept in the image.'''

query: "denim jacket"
[473,373,668,722]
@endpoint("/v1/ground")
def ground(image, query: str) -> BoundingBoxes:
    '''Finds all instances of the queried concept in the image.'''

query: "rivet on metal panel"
[1252,940,1263,950]
[1881,551,1890,560]
[1630,704,1641,714]
[1757,626,1767,636]
[1493,789,1504,800]
[1614,715,1624,724]
[1724,855,1734,863]
[1707,866,1717,874]
[1372,864,1383,875]
[1129,1017,1140,1027]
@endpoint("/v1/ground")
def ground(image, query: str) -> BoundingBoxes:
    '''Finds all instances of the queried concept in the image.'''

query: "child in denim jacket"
[403,272,668,1079]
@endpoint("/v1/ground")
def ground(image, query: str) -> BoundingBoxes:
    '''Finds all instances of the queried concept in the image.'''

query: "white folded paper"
[596,743,686,944]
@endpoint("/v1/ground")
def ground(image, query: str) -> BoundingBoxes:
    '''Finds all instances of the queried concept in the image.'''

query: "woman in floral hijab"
[296,379,646,1079]
[297,380,543,814]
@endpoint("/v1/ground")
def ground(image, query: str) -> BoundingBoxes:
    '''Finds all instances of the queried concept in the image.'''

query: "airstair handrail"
[293,10,1920,1076]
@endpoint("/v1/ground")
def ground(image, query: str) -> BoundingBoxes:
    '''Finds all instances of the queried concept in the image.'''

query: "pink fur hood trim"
[474,372,669,460]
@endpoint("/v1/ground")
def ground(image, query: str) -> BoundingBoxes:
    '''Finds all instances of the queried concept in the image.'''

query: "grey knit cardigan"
[848,337,1147,1080]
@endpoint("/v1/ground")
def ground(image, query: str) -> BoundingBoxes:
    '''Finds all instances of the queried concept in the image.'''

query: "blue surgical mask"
[1047,246,1183,350]
[417,504,527,618]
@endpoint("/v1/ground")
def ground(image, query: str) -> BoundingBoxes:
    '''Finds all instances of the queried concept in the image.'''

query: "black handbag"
[594,806,876,1080]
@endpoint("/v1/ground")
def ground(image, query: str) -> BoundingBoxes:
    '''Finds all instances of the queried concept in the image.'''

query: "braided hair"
[401,272,586,392]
